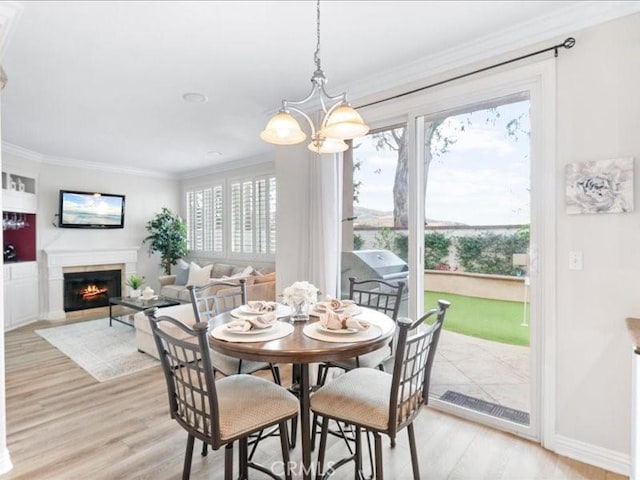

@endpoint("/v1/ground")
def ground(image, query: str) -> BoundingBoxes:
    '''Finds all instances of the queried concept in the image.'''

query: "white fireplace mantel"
[43,247,139,320]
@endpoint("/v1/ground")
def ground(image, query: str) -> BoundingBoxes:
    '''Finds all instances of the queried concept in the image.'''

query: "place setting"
[211,301,294,343]
[303,305,382,343]
[230,300,292,319]
[310,298,363,317]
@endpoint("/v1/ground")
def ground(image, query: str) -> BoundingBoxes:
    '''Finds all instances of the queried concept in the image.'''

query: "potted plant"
[126,274,145,298]
[143,207,189,275]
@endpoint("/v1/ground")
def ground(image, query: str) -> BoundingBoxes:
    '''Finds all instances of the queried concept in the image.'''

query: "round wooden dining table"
[208,307,395,480]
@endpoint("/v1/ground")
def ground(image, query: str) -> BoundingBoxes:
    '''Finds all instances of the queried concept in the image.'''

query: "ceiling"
[1,1,639,177]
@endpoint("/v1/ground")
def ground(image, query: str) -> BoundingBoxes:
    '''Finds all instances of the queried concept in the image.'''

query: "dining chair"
[188,279,281,384]
[145,308,298,480]
[310,299,450,480]
[311,277,405,452]
[316,277,405,386]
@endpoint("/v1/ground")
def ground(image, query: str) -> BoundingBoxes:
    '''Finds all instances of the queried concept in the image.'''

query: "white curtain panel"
[275,145,341,299]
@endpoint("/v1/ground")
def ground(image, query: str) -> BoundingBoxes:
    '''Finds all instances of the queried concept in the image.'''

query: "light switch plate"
[569,251,583,270]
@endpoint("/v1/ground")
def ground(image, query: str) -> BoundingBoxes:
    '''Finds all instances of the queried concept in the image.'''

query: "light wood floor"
[3,318,628,480]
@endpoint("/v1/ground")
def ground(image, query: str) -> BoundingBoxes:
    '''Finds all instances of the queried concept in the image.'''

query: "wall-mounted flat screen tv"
[59,190,125,229]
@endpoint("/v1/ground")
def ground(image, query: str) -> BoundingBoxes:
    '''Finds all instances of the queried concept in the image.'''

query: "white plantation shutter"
[269,176,277,254]
[256,178,267,253]
[230,176,277,255]
[212,185,224,253]
[242,181,253,252]
[186,185,223,253]
[231,182,242,253]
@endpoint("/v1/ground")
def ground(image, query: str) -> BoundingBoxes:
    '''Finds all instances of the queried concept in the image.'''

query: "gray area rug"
[35,318,158,382]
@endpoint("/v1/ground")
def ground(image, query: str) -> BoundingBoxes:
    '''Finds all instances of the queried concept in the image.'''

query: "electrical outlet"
[569,251,583,270]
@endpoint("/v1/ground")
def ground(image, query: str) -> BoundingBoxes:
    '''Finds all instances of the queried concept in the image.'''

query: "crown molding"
[2,142,174,180]
[343,1,640,105]
[2,142,44,162]
[178,151,275,180]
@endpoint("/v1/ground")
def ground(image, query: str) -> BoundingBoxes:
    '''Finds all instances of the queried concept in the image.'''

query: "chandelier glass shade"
[260,0,369,154]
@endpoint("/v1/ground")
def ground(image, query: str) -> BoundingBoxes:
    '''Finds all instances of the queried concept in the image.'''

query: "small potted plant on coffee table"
[126,274,145,298]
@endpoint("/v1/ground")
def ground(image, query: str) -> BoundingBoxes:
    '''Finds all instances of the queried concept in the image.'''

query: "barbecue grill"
[340,249,409,300]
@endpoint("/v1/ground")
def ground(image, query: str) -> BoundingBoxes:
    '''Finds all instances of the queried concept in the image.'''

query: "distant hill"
[352,206,465,227]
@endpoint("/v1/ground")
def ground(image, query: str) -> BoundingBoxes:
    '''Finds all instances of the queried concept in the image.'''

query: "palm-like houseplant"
[143,207,189,275]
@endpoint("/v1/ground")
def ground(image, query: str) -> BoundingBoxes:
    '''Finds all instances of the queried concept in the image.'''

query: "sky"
[353,100,531,226]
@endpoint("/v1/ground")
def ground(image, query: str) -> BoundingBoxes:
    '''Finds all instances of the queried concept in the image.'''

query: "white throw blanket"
[226,312,276,331]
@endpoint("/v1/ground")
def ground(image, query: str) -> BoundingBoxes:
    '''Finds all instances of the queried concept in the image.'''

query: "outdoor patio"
[432,329,530,416]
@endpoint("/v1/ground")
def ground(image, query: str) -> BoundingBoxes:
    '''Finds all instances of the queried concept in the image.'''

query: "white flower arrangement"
[282,281,319,307]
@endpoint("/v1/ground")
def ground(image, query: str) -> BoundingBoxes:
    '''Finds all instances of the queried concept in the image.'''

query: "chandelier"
[260,0,369,154]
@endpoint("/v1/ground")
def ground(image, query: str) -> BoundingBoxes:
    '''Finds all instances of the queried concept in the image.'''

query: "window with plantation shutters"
[186,185,223,253]
[230,175,277,255]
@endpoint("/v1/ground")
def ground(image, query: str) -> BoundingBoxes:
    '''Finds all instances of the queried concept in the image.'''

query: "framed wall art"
[565,157,633,215]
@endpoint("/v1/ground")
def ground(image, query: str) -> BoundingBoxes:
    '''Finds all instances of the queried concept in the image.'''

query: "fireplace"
[63,269,121,312]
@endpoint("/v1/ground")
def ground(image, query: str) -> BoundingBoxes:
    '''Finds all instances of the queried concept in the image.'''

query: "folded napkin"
[315,298,356,313]
[319,310,369,331]
[246,300,277,313]
[226,312,276,332]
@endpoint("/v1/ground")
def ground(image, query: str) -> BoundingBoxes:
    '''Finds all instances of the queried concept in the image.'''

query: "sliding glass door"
[343,61,557,441]
[417,95,533,433]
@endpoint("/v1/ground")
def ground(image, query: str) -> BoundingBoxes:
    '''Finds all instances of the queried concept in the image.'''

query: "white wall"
[1,152,182,297]
[554,13,640,464]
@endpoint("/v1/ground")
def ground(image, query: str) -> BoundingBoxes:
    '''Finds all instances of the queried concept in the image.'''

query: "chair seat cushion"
[311,368,392,431]
[217,375,299,441]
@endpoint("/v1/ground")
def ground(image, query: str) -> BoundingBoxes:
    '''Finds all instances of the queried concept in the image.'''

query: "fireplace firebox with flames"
[63,269,121,312]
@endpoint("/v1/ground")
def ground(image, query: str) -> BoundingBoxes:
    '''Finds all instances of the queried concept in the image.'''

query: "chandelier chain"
[313,0,321,72]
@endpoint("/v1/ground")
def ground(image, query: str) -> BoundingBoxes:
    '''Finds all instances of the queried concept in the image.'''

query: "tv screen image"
[59,190,125,229]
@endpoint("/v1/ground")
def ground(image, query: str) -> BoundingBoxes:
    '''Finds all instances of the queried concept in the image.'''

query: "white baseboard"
[554,434,630,476]
[0,447,13,474]
[44,310,66,321]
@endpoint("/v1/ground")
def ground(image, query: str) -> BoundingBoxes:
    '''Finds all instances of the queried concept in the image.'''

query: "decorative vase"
[290,299,309,322]
[129,288,141,298]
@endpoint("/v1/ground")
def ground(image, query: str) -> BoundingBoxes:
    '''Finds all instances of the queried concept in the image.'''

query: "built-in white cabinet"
[2,157,40,330]
[2,170,37,213]
[4,261,38,330]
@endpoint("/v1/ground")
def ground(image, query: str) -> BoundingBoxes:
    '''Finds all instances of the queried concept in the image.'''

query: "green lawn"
[424,291,529,346]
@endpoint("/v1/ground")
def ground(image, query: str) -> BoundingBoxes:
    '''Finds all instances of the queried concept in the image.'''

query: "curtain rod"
[357,37,576,110]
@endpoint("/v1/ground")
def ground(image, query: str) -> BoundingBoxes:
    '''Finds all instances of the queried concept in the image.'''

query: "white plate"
[225,323,275,335]
[238,304,276,314]
[316,321,370,335]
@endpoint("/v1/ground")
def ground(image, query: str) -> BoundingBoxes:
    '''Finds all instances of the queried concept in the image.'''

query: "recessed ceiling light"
[182,92,208,103]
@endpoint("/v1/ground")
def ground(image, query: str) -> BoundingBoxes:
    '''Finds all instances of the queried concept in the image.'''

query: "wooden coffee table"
[108,296,182,327]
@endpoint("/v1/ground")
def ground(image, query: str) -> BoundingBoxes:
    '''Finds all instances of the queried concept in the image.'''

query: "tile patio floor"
[431,329,531,414]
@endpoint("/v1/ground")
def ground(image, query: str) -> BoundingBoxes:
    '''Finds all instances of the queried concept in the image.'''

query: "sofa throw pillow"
[212,263,235,279]
[186,263,213,287]
[174,259,190,286]
[241,265,254,276]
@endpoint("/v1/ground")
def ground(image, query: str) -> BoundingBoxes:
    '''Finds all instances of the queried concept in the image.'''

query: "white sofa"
[158,262,276,303]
